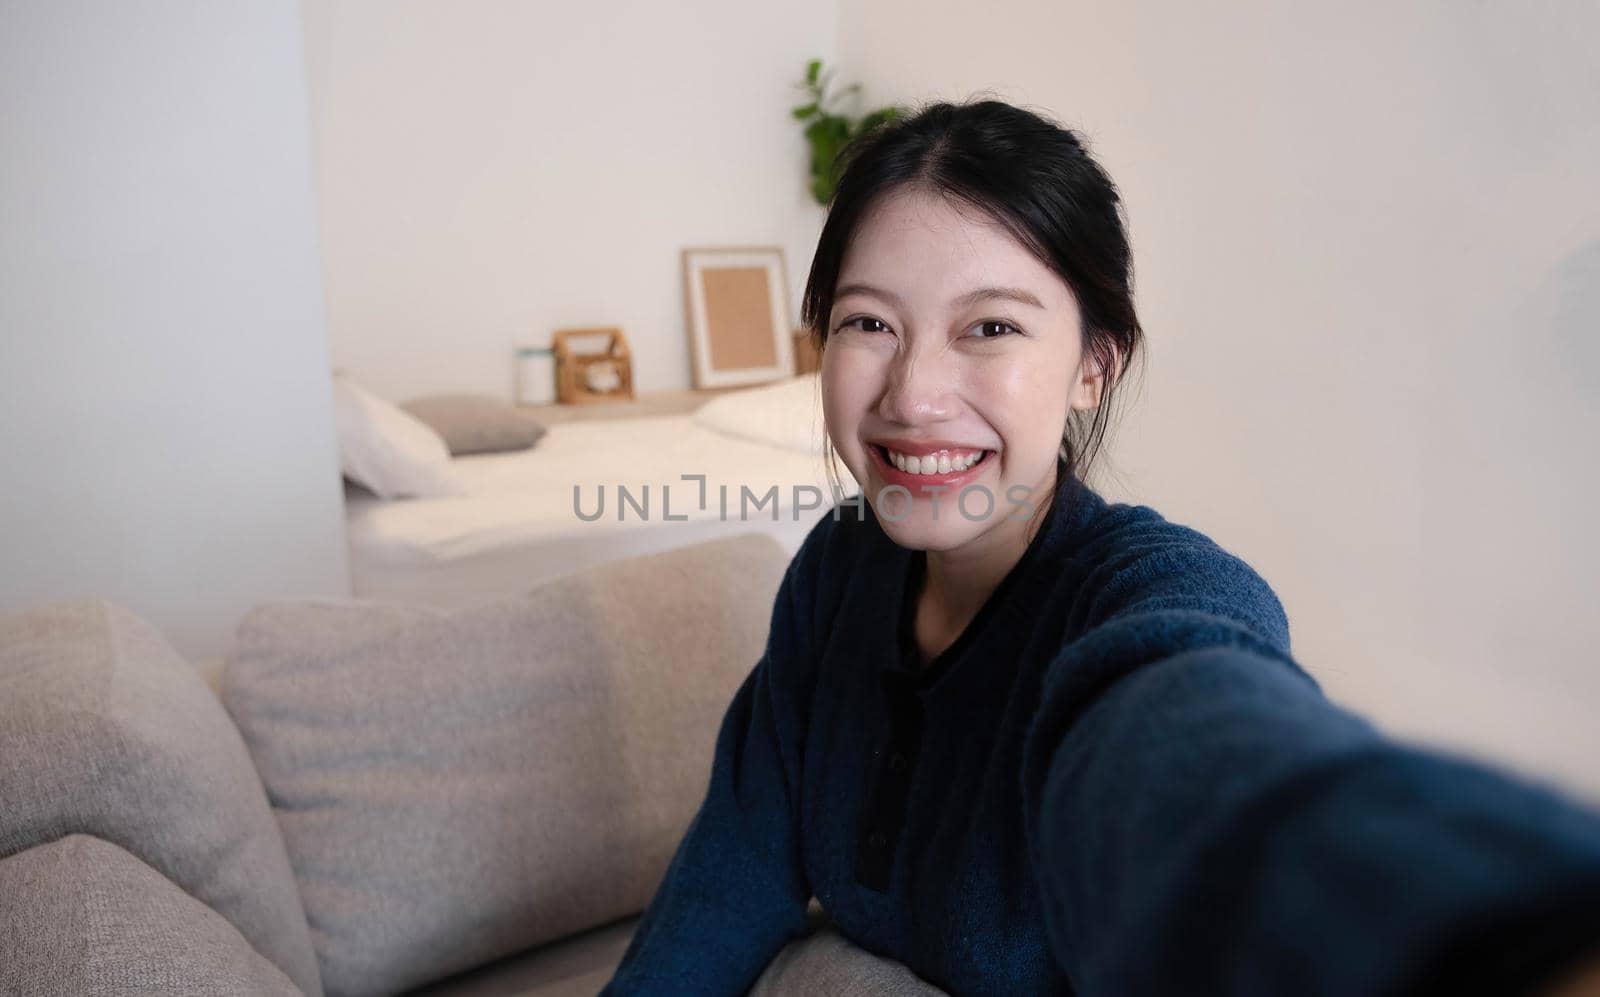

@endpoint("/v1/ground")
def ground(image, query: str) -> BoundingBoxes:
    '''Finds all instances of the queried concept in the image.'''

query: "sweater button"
[888,751,907,773]
[868,829,888,849]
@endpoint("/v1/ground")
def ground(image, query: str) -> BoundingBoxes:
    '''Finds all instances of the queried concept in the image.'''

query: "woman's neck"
[922,512,1037,627]
[912,466,1057,664]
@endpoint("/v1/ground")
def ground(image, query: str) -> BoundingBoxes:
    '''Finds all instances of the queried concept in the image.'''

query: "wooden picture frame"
[682,246,795,389]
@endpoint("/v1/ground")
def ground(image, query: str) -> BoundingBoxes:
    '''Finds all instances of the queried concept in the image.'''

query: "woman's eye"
[840,316,890,334]
[967,320,1021,339]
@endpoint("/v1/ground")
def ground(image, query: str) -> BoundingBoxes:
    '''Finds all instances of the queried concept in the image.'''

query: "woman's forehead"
[837,191,1069,310]
[854,186,1008,242]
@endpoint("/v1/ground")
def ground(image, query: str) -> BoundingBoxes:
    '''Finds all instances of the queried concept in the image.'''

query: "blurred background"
[2,0,1596,802]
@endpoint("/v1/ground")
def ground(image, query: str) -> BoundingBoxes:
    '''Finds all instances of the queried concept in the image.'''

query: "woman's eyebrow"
[835,282,1045,310]
[952,285,1046,309]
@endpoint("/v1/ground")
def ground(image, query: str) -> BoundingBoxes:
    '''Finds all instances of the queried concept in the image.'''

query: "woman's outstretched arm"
[1021,541,1600,996]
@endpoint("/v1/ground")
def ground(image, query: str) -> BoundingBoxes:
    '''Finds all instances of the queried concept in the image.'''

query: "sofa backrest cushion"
[220,531,789,997]
[0,834,303,997]
[0,600,324,997]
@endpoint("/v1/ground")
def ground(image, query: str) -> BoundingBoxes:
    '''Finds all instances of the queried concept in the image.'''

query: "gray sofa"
[0,533,947,996]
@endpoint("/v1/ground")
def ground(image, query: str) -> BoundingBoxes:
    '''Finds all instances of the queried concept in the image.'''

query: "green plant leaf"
[857,106,900,133]
[811,174,833,205]
[792,60,891,207]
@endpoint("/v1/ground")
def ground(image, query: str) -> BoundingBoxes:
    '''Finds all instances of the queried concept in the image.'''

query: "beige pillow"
[751,925,951,996]
[691,372,826,454]
[400,393,548,455]
[0,600,323,997]
[0,835,303,997]
[220,532,789,997]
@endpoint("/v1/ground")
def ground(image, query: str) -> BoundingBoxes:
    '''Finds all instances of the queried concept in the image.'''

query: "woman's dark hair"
[801,97,1144,533]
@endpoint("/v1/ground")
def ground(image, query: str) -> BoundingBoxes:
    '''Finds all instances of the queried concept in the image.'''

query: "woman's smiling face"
[822,185,1103,552]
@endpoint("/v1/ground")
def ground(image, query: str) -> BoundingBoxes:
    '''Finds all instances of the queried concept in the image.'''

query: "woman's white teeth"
[886,448,985,474]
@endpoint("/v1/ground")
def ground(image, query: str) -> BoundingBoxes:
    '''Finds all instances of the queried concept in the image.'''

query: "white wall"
[837,0,1600,800]
[304,0,837,402]
[0,0,351,660]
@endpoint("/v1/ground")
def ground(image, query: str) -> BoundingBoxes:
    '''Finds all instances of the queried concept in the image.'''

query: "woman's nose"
[877,345,957,425]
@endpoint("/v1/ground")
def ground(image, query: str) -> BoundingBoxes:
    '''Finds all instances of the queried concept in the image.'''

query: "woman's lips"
[867,444,993,491]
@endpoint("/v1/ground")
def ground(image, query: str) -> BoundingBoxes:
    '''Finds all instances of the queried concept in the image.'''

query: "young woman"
[603,100,1600,995]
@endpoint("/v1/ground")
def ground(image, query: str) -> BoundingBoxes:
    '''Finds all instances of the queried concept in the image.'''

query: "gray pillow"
[220,532,789,997]
[399,393,547,455]
[0,600,323,997]
[0,834,302,997]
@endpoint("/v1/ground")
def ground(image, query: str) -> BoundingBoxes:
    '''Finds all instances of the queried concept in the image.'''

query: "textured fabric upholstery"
[403,906,949,997]
[750,925,951,996]
[0,834,302,996]
[404,915,640,997]
[221,532,789,997]
[0,599,323,996]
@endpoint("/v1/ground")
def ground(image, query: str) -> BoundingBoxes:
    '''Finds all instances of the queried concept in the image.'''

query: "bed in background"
[337,373,859,610]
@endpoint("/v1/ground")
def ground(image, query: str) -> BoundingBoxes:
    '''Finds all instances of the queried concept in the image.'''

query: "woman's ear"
[1070,346,1116,411]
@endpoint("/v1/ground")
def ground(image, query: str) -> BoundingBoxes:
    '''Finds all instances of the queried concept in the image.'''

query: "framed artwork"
[682,246,796,389]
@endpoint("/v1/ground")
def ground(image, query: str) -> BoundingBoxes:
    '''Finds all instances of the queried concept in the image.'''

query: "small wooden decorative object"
[552,327,634,404]
[792,327,821,375]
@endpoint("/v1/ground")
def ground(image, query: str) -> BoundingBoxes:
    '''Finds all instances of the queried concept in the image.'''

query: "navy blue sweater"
[601,471,1600,995]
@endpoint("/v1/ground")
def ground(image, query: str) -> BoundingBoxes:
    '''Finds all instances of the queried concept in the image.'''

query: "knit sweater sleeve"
[1020,526,1600,996]
[598,520,830,995]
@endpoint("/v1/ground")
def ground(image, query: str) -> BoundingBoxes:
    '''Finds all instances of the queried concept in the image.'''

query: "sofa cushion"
[0,834,302,996]
[0,599,323,997]
[221,532,789,997]
[749,925,952,996]
[402,904,950,997]
[404,914,639,997]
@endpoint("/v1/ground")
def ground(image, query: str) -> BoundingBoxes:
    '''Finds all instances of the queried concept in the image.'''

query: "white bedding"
[690,371,829,454]
[344,411,859,608]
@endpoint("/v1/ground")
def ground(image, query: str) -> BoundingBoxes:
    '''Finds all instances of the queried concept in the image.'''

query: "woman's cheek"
[962,357,1046,425]
[966,355,1072,475]
[820,349,875,473]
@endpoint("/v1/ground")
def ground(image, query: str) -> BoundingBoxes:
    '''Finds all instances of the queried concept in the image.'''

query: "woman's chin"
[869,500,989,552]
